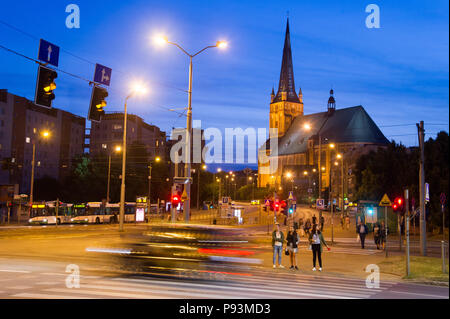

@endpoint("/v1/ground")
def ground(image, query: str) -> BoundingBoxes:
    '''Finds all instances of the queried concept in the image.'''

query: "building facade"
[0,89,85,194]
[258,20,389,204]
[89,112,167,162]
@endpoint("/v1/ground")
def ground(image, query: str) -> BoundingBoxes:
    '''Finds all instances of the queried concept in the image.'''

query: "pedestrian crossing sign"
[379,193,392,206]
[181,189,188,201]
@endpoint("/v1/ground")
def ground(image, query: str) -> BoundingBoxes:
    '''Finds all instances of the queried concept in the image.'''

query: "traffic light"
[88,86,108,122]
[288,206,294,215]
[35,65,57,108]
[171,194,181,206]
[393,197,404,213]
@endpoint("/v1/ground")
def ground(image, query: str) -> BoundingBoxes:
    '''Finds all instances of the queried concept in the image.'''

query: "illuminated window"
[113,124,122,130]
[26,137,31,143]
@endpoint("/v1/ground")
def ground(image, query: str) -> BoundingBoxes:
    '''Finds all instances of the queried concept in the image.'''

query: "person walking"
[373,222,381,250]
[380,220,388,250]
[272,223,285,268]
[319,215,325,230]
[286,226,300,270]
[357,220,368,249]
[308,224,330,271]
[304,218,312,236]
[345,215,350,230]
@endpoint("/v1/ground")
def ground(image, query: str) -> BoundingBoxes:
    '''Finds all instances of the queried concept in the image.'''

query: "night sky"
[1,0,448,170]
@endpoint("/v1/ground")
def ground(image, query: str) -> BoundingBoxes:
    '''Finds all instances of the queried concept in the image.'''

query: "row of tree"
[353,131,448,229]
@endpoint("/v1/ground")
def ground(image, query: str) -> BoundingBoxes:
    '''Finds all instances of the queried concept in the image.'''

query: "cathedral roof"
[265,106,389,155]
[273,19,300,104]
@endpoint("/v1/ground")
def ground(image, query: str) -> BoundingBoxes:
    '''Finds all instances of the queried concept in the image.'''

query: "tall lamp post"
[154,35,227,223]
[197,164,207,210]
[119,83,147,232]
[148,156,161,215]
[107,145,122,203]
[29,130,50,218]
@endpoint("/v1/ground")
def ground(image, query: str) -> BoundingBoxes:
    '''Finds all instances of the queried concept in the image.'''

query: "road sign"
[316,198,325,210]
[173,177,192,184]
[264,199,270,206]
[379,193,392,206]
[440,193,446,205]
[288,191,294,200]
[93,63,112,86]
[181,189,188,201]
[425,183,430,202]
[38,39,60,67]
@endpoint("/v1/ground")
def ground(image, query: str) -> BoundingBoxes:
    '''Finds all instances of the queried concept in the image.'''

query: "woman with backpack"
[308,224,330,271]
[286,226,300,270]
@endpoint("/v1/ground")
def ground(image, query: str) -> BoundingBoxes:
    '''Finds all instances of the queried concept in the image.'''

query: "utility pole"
[318,133,322,199]
[147,164,152,216]
[107,154,112,203]
[29,142,36,220]
[405,188,410,276]
[417,121,427,256]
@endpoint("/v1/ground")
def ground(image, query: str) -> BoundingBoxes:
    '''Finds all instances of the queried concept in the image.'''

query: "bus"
[69,202,139,224]
[70,202,116,224]
[28,201,73,225]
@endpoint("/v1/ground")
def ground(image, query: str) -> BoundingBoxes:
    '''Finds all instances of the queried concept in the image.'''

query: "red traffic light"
[171,195,180,205]
[393,197,404,212]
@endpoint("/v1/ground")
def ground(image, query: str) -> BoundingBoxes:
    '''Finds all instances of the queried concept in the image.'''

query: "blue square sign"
[94,64,112,86]
[38,39,60,67]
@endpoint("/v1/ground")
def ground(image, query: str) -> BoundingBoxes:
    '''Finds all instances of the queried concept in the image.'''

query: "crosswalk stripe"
[110,277,363,299]
[43,287,161,299]
[91,278,369,299]
[13,292,94,299]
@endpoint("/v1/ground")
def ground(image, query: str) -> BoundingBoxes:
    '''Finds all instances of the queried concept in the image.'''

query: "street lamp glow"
[334,161,339,166]
[216,41,228,49]
[285,172,292,178]
[303,171,308,176]
[337,153,342,159]
[202,164,207,170]
[321,166,326,171]
[217,168,222,173]
[155,156,161,162]
[153,35,168,46]
[329,143,335,149]
[131,82,148,95]
[41,131,50,138]
[115,145,122,152]
[312,168,317,172]
[303,123,311,131]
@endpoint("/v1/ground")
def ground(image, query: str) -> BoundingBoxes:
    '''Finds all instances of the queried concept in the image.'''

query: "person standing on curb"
[272,222,285,268]
[373,222,381,250]
[308,224,330,271]
[286,226,300,270]
[357,220,368,249]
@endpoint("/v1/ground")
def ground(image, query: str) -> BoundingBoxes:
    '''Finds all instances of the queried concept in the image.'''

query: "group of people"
[296,214,325,237]
[272,219,330,272]
[356,220,388,249]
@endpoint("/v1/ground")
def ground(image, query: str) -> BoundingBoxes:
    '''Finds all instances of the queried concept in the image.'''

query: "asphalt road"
[0,224,448,299]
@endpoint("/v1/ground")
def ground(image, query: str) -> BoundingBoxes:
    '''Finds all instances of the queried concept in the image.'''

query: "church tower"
[270,18,304,137]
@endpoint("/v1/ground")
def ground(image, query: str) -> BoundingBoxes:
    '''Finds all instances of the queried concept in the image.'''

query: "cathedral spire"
[273,18,300,104]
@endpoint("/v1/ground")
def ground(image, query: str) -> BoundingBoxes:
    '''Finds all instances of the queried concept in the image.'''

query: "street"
[0,224,447,299]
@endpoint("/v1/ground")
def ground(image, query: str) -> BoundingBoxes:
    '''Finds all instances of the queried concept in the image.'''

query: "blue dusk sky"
[0,0,448,170]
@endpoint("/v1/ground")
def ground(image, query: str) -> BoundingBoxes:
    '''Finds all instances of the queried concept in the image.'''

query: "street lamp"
[196,164,207,210]
[147,155,161,216]
[106,145,122,203]
[29,130,50,218]
[119,82,147,232]
[154,35,227,223]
